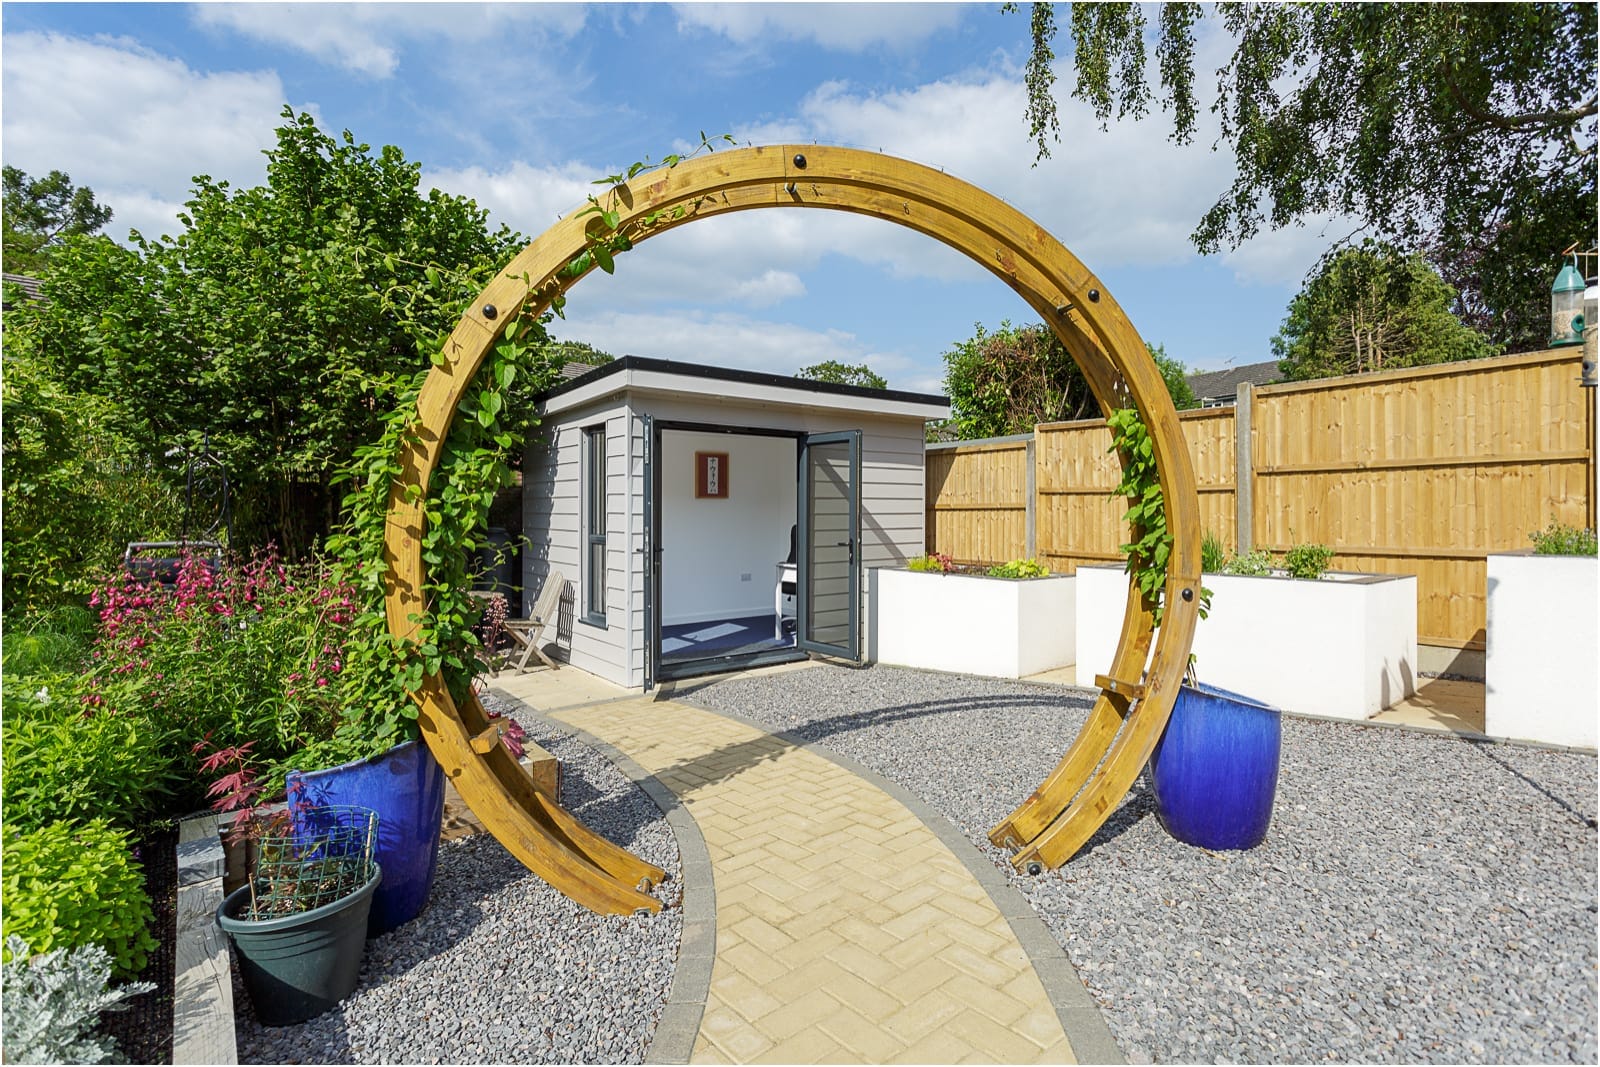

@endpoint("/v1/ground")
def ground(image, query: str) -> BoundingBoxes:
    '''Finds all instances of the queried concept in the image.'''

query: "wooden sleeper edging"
[173,814,238,1065]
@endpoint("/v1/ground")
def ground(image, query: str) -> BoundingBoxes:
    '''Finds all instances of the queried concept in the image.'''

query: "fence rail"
[925,348,1596,648]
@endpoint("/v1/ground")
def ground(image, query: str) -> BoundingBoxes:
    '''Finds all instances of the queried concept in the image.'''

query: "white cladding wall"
[522,404,634,686]
[526,387,930,689]
[659,430,796,626]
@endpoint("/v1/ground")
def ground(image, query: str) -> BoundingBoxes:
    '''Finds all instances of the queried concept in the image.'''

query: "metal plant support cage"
[244,805,379,920]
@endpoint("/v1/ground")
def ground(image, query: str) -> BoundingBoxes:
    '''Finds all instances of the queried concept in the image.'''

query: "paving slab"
[550,695,1087,1065]
[1370,676,1486,734]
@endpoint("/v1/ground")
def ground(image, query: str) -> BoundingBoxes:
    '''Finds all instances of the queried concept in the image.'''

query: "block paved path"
[551,695,1080,1065]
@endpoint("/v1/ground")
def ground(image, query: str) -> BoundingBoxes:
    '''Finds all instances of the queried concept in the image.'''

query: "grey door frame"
[645,418,810,685]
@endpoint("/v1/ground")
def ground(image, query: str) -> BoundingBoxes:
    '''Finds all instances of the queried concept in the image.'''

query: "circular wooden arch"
[383,145,1203,909]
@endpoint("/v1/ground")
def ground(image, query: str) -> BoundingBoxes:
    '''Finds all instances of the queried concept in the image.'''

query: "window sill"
[579,614,608,629]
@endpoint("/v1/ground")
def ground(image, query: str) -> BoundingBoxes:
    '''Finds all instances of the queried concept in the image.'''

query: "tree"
[544,338,616,370]
[1149,343,1196,411]
[941,320,1193,440]
[1015,2,1597,351]
[0,345,185,614]
[796,360,887,390]
[8,109,541,554]
[1,167,114,274]
[1272,242,1495,381]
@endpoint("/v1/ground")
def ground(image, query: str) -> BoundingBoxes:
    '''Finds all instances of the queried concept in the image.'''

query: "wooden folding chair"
[501,570,565,674]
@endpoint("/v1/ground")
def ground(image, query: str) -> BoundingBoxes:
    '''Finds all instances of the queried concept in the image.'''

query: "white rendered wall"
[1486,553,1599,748]
[872,569,1075,678]
[1076,564,1417,720]
[659,430,796,625]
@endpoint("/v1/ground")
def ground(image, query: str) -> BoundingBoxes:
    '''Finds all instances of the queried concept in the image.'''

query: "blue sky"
[1,3,1353,392]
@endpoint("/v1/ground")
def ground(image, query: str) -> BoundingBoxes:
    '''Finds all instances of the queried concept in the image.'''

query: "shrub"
[985,558,1050,579]
[1222,549,1274,576]
[1200,532,1229,573]
[0,685,178,834]
[1,935,154,1065]
[1,820,158,980]
[0,347,185,618]
[1,604,97,677]
[1530,521,1598,556]
[78,550,355,812]
[907,552,956,573]
[1283,543,1335,580]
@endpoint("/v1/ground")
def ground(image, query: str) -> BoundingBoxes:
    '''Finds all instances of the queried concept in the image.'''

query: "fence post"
[1235,383,1254,554]
[1025,436,1037,560]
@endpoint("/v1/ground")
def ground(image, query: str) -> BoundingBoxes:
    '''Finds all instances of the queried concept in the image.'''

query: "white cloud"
[745,72,1225,273]
[424,163,834,310]
[422,159,597,237]
[718,24,1356,291]
[1218,216,1350,287]
[673,3,965,52]
[728,269,807,306]
[191,3,589,78]
[1,32,294,241]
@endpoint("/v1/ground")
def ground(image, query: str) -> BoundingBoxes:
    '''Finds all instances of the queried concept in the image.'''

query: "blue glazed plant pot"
[1147,683,1281,850]
[286,740,445,936]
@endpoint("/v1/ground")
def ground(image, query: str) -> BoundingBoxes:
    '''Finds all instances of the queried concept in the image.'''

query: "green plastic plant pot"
[217,864,380,1027]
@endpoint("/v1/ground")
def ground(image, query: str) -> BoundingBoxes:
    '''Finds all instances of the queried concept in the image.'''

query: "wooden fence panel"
[925,438,1029,564]
[923,349,1593,648]
[1035,421,1122,570]
[1034,409,1238,571]
[1251,349,1591,647]
[1178,407,1239,554]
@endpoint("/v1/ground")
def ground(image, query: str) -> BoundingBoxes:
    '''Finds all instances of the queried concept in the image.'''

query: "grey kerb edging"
[173,814,239,1064]
[505,691,717,1067]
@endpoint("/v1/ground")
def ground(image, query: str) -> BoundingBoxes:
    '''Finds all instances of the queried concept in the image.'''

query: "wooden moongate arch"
[383,145,1203,914]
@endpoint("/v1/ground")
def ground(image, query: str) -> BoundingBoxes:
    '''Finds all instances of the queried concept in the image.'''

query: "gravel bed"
[677,663,1598,1065]
[236,693,682,1065]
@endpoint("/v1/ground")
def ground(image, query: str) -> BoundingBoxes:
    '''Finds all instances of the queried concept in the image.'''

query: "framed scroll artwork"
[695,451,729,499]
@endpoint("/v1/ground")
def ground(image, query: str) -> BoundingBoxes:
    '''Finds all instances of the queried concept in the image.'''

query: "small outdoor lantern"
[1549,256,1585,346]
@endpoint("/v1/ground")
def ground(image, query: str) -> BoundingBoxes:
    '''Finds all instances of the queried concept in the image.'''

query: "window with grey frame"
[582,425,606,624]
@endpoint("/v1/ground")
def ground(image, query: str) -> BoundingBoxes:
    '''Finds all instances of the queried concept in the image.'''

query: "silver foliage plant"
[1,935,153,1065]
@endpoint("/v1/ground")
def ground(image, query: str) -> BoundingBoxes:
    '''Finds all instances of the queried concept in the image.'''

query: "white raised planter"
[870,567,1075,679]
[1076,563,1417,721]
[1485,551,1599,748]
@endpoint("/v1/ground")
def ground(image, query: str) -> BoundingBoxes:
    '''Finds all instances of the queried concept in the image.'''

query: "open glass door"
[797,431,860,660]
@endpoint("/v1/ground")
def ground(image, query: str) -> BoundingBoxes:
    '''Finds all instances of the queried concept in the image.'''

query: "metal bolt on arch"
[382,145,1204,914]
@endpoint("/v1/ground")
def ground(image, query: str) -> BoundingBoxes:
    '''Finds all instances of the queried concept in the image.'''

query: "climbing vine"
[1107,407,1210,629]
[309,302,550,768]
